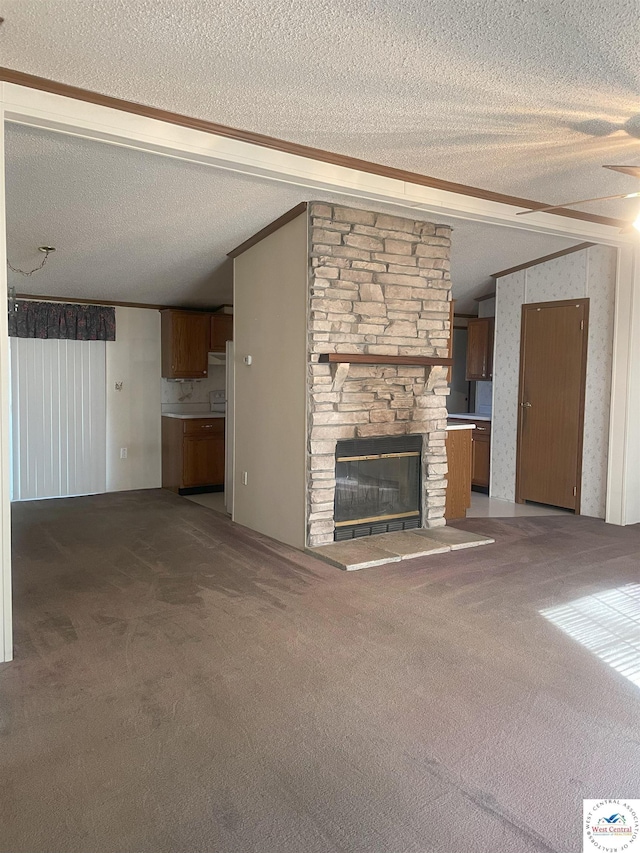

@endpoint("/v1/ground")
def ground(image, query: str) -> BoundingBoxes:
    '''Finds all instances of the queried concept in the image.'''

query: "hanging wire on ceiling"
[7,246,56,276]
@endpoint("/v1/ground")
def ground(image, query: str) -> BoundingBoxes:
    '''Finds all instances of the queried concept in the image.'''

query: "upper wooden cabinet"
[466,317,494,381]
[161,310,210,379]
[210,313,233,354]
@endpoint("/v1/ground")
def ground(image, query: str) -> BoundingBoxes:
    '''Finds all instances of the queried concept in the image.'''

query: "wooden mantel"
[318,353,453,367]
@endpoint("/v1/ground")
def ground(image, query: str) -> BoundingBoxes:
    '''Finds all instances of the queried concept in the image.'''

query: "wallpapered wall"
[491,245,617,518]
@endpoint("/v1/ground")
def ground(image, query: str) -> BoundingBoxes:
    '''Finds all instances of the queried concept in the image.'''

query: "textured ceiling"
[5,124,578,312]
[2,0,640,220]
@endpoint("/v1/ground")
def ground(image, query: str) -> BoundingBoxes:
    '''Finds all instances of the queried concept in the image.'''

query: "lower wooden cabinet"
[447,418,492,490]
[162,417,225,493]
[471,428,491,488]
[445,428,473,520]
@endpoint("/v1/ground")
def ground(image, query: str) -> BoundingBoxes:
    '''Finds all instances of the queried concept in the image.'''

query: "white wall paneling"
[0,103,12,661]
[491,246,617,518]
[10,338,107,501]
[607,245,640,526]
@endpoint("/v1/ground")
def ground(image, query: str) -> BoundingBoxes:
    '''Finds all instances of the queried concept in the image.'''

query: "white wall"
[233,212,308,549]
[0,107,12,661]
[492,245,617,518]
[106,306,161,492]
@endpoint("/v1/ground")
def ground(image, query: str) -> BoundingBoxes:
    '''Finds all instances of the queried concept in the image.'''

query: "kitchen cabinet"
[471,421,491,488]
[161,310,210,379]
[162,416,225,493]
[466,317,494,381]
[210,313,233,353]
[444,426,473,519]
[447,418,491,490]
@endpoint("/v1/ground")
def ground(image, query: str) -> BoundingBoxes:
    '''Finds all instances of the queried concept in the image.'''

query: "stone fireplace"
[306,203,452,547]
[334,435,422,540]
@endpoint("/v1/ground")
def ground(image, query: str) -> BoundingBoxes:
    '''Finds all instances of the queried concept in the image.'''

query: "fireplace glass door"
[334,436,422,539]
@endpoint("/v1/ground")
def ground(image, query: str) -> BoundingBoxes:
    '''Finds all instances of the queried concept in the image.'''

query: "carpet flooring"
[2,489,640,853]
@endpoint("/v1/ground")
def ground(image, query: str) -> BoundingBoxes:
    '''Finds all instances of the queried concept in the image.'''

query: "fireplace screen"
[334,435,422,540]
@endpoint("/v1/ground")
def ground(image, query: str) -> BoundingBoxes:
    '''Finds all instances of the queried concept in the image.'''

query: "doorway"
[515,299,589,511]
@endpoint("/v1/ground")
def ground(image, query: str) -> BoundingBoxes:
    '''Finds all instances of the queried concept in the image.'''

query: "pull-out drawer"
[182,418,225,436]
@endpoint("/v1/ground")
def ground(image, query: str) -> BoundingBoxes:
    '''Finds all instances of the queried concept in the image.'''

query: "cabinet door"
[162,311,210,379]
[466,318,494,381]
[210,314,233,353]
[471,434,491,488]
[183,436,225,487]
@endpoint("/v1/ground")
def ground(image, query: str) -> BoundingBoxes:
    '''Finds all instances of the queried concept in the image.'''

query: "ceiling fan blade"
[603,165,640,178]
[516,191,640,216]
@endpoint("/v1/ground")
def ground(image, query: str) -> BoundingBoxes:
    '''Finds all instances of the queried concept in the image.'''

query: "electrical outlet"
[120,448,128,459]
[242,471,248,485]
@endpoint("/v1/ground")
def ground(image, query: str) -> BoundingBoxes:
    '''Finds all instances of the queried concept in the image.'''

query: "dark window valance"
[8,301,116,341]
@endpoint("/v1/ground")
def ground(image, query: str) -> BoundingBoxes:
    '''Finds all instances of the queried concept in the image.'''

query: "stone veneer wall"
[307,202,452,547]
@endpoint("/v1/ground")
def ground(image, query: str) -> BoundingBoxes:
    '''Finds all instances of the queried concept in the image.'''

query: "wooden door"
[516,299,588,511]
[210,314,233,353]
[466,317,494,381]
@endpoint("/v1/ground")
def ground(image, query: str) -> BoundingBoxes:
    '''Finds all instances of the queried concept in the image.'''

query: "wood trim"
[0,67,626,230]
[454,313,476,319]
[515,297,589,513]
[15,293,225,312]
[227,203,308,258]
[475,291,496,303]
[318,353,453,366]
[492,242,595,279]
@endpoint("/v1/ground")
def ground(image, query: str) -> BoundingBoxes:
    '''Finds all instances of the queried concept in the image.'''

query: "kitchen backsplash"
[161,366,225,412]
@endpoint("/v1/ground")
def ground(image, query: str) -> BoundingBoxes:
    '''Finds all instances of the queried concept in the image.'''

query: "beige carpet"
[2,489,639,853]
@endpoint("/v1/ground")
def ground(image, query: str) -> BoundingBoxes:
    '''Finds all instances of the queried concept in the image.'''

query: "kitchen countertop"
[447,412,492,422]
[162,412,225,420]
[446,422,476,431]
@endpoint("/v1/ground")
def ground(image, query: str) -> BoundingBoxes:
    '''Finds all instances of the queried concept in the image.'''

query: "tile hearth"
[307,527,494,571]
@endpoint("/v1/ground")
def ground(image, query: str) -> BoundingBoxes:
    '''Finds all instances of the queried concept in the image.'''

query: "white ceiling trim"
[1,81,631,248]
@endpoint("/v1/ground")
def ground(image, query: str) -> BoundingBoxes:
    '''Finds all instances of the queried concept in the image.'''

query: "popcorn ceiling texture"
[3,0,639,215]
[4,124,577,313]
[306,203,452,547]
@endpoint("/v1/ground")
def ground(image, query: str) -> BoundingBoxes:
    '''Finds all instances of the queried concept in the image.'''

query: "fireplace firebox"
[334,435,422,541]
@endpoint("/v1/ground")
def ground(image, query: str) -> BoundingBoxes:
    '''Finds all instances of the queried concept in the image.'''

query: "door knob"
[520,401,532,408]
